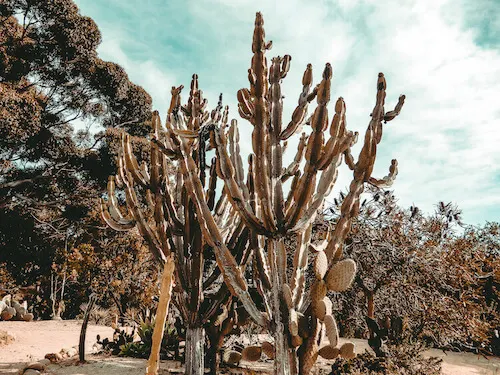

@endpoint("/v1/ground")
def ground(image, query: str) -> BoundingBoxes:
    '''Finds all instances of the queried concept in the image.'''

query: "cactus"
[101,88,261,375]
[101,11,404,375]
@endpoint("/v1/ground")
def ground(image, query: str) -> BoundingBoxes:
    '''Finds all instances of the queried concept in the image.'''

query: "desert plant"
[330,342,442,375]
[101,11,405,375]
[101,90,256,375]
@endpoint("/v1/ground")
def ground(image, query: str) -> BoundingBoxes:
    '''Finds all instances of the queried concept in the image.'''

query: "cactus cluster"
[101,11,404,375]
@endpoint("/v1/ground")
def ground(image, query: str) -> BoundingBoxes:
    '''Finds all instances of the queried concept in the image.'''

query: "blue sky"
[74,0,500,226]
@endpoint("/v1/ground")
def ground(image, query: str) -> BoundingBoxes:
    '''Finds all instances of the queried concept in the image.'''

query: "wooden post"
[146,254,175,375]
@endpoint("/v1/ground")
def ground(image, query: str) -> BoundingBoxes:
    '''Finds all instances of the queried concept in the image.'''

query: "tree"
[0,0,154,317]
[327,190,500,355]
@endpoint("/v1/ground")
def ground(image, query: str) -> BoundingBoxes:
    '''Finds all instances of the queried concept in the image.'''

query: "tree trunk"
[185,326,205,375]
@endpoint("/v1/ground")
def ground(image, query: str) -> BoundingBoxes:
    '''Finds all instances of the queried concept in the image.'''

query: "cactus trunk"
[273,320,298,375]
[270,239,298,375]
[205,341,221,375]
[185,326,205,375]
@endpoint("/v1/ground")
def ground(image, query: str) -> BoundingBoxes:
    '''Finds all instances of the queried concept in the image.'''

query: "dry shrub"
[0,329,15,346]
[330,343,442,375]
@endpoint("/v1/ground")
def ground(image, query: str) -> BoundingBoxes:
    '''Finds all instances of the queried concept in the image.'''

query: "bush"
[330,343,442,375]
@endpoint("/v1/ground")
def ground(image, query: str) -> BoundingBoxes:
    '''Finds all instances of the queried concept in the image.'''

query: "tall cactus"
[101,86,257,375]
[101,11,405,375]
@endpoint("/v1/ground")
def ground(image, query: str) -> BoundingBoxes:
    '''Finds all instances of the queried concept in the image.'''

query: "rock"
[45,352,63,363]
[22,313,34,322]
[66,347,78,357]
[38,358,51,366]
[23,369,40,375]
[24,361,46,371]
[1,306,15,321]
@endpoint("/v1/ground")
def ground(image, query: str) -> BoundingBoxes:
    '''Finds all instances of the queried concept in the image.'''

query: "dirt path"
[1,320,499,374]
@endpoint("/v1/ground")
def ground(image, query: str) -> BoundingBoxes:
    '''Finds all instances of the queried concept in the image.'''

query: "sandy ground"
[0,320,499,375]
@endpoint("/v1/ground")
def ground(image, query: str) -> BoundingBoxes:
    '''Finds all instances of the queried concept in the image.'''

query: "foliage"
[0,0,154,318]
[96,315,184,360]
[325,187,500,355]
[96,327,135,356]
[330,343,442,375]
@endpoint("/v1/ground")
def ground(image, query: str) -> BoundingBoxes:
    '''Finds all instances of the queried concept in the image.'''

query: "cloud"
[75,0,500,225]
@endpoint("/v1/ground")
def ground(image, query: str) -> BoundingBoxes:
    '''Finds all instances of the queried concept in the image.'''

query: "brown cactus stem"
[250,12,276,232]
[185,325,205,375]
[189,216,204,323]
[269,55,288,229]
[268,239,298,375]
[177,136,268,327]
[325,73,390,263]
[285,64,332,230]
[298,317,320,375]
[214,128,272,236]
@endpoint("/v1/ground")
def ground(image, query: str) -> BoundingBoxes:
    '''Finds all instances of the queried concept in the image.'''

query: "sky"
[74,0,500,226]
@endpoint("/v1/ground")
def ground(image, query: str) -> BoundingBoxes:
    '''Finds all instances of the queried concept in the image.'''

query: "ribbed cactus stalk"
[188,13,404,375]
[101,84,257,375]
[101,11,405,375]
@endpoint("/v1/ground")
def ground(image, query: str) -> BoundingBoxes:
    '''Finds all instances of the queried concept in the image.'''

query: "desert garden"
[0,1,499,375]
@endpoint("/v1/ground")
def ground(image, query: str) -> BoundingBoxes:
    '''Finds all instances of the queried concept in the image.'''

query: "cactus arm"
[123,175,165,262]
[150,111,162,193]
[206,157,218,209]
[253,232,272,289]
[228,121,250,201]
[177,136,268,328]
[368,158,399,188]
[290,224,313,308]
[189,217,204,323]
[291,132,357,233]
[325,73,402,263]
[269,55,290,228]
[384,94,406,122]
[161,177,184,231]
[291,156,342,233]
[106,176,130,221]
[284,170,301,213]
[248,12,276,232]
[100,198,136,231]
[122,133,149,187]
[281,132,307,183]
[316,97,350,170]
[280,64,314,140]
[285,64,333,229]
[146,254,175,375]
[214,128,272,236]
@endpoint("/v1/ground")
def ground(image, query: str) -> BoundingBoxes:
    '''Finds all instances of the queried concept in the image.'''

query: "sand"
[0,320,499,375]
